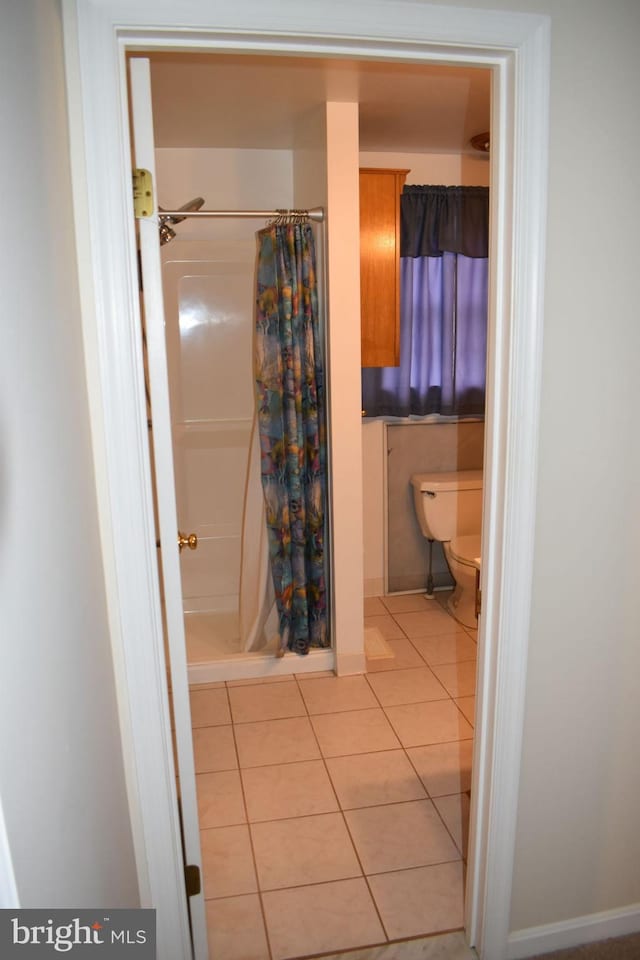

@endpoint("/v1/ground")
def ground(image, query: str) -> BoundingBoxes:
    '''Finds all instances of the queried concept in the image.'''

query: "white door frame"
[62,2,550,958]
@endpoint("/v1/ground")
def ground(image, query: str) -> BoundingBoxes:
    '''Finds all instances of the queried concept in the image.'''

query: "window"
[361,185,489,418]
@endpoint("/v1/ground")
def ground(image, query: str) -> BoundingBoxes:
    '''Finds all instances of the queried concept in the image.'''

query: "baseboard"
[335,650,367,676]
[507,902,640,959]
[364,577,384,598]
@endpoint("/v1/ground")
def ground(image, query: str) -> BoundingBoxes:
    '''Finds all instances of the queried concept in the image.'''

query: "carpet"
[523,932,640,960]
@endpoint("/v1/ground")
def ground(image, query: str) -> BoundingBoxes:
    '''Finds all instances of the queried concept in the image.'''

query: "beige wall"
[0,0,138,905]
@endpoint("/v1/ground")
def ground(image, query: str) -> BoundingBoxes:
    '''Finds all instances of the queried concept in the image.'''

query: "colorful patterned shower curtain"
[254,221,328,656]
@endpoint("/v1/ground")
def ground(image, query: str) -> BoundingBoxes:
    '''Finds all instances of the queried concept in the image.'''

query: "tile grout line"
[192,595,474,956]
[364,624,472,870]
[224,681,275,960]
[293,673,392,948]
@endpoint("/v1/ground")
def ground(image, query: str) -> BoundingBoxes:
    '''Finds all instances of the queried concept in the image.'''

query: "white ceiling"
[148,53,491,155]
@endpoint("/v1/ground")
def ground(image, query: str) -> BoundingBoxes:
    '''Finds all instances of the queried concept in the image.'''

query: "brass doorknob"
[178,531,198,553]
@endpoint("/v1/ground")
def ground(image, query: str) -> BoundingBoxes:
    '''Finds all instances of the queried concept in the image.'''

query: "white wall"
[326,102,366,674]
[361,150,490,187]
[0,0,138,906]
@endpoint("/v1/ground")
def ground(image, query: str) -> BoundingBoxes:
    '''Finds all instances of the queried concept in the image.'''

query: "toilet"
[410,469,483,628]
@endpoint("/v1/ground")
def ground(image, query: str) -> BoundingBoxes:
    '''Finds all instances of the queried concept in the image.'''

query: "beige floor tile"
[299,675,378,714]
[190,687,231,728]
[381,594,434,614]
[364,597,386,616]
[189,681,226,690]
[251,812,361,890]
[196,770,246,828]
[368,861,464,940]
[205,894,269,960]
[366,667,449,706]
[366,638,426,673]
[234,716,321,768]
[411,633,477,666]
[393,609,463,639]
[434,793,471,858]
[407,740,473,797]
[242,759,338,822]
[385,700,474,748]
[311,708,400,757]
[430,661,477,698]
[262,878,385,960]
[344,800,460,874]
[228,680,306,724]
[455,696,476,727]
[326,750,426,809]
[193,725,237,774]
[364,614,406,640]
[200,825,257,899]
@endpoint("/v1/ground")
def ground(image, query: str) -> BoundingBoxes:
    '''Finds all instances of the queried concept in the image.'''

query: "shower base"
[185,610,245,662]
[183,610,334,684]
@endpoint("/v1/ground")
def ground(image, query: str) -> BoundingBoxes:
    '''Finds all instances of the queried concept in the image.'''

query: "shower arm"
[158,206,325,222]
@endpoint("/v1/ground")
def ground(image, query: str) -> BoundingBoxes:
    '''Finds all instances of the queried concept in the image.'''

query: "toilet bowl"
[444,533,482,628]
[410,470,482,629]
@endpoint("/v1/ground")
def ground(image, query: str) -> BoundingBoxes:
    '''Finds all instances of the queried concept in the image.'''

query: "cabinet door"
[359,168,408,367]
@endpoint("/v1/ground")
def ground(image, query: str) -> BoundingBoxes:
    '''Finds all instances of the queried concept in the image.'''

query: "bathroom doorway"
[135,49,491,958]
[64,3,550,957]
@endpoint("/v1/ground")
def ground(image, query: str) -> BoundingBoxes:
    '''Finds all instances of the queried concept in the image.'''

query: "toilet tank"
[410,470,483,542]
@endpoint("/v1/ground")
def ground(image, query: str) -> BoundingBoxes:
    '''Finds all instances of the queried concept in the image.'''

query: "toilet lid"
[449,534,482,568]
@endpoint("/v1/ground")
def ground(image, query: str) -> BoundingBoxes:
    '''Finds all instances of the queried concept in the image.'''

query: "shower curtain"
[238,410,279,653]
[253,220,328,656]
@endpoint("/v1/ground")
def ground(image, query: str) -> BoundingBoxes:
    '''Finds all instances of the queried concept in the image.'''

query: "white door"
[129,57,208,960]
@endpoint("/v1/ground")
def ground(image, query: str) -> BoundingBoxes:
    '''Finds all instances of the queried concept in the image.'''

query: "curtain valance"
[400,185,489,259]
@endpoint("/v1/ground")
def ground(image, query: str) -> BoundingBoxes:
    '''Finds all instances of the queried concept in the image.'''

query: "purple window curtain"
[362,185,488,418]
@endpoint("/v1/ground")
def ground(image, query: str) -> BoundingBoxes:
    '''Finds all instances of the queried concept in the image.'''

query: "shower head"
[158,196,205,244]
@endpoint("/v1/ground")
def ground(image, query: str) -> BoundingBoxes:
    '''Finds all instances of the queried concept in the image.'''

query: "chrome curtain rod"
[158,206,324,222]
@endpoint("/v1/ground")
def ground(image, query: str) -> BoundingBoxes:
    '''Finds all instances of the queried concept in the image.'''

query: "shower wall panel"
[157,148,294,620]
[162,251,254,614]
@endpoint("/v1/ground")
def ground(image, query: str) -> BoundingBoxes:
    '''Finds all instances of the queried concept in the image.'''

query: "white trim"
[0,794,19,909]
[465,16,550,958]
[129,58,207,959]
[508,904,640,959]
[61,3,550,959]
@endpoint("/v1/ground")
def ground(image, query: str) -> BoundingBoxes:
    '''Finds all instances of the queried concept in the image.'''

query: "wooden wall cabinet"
[359,168,409,367]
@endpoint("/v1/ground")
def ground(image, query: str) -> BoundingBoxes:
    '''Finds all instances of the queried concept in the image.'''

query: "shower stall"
[153,148,331,682]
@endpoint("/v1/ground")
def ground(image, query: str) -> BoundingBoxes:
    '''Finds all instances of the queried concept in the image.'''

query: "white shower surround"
[155,147,332,679]
[61,2,550,958]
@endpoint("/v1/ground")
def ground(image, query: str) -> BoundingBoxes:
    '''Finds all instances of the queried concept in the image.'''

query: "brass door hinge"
[475,568,482,618]
[132,168,154,218]
[184,864,201,898]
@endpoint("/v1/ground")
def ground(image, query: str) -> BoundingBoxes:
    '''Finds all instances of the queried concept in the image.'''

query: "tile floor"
[191,592,477,960]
